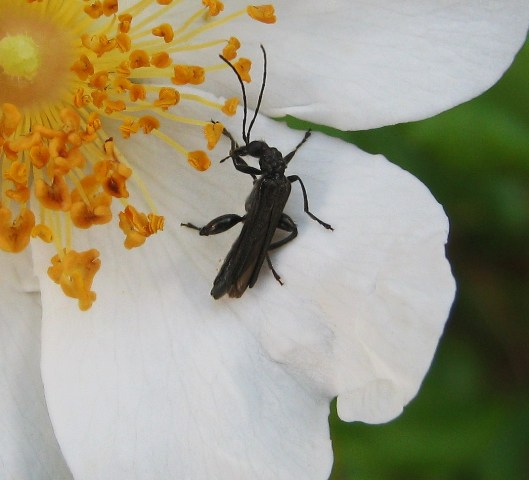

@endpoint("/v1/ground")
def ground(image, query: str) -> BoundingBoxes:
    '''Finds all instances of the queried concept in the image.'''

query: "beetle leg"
[284,129,311,165]
[181,213,245,236]
[264,214,298,286]
[230,155,261,179]
[268,214,298,250]
[221,128,261,180]
[287,175,334,230]
[221,128,240,153]
[265,254,283,285]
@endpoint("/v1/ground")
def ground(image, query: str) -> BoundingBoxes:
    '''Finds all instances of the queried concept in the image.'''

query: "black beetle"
[182,46,333,298]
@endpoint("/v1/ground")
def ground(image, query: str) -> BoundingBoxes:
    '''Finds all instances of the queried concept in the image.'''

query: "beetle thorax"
[259,146,285,175]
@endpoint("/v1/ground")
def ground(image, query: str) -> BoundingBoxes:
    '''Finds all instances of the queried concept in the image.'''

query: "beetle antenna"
[246,45,267,144]
[219,54,249,144]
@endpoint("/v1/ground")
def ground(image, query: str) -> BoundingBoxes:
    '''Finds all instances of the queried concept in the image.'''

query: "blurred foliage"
[286,38,529,479]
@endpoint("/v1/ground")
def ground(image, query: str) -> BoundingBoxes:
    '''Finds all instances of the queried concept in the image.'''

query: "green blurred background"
[287,38,529,479]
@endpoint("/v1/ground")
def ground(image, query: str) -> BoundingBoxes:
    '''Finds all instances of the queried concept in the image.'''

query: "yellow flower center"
[0,34,41,80]
[0,0,275,310]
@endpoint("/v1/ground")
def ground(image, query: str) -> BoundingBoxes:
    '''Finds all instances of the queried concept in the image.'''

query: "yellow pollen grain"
[0,103,22,137]
[129,49,151,68]
[187,150,211,171]
[0,207,35,253]
[153,87,180,110]
[247,5,276,24]
[222,37,241,60]
[129,84,147,102]
[204,121,224,150]
[138,115,160,133]
[171,65,206,85]
[47,248,101,311]
[118,13,133,33]
[203,0,224,17]
[118,204,164,249]
[152,23,174,43]
[222,97,239,116]
[32,223,54,243]
[150,51,172,68]
[233,57,252,82]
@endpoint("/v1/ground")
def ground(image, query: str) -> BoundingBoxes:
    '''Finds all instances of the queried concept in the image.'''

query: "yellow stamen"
[187,150,211,171]
[204,121,224,150]
[150,51,172,68]
[247,5,276,24]
[116,32,132,52]
[1,0,276,309]
[118,14,133,33]
[32,224,54,243]
[91,138,133,199]
[152,23,174,43]
[171,65,206,85]
[222,37,241,61]
[129,49,151,68]
[233,57,252,83]
[138,116,160,133]
[0,207,34,253]
[118,204,164,249]
[153,87,180,110]
[203,0,224,17]
[0,103,22,137]
[35,176,72,212]
[222,97,239,116]
[129,84,147,101]
[47,248,101,311]
[70,175,113,229]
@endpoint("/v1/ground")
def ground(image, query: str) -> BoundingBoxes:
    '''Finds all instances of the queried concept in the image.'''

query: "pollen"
[31,224,54,243]
[35,176,72,212]
[0,207,35,253]
[222,37,241,61]
[233,58,252,83]
[152,23,174,43]
[47,248,101,311]
[172,65,206,85]
[247,5,276,24]
[70,175,113,229]
[222,97,239,116]
[0,0,276,309]
[203,0,224,17]
[204,121,224,150]
[188,150,212,171]
[118,205,165,249]
[154,88,180,110]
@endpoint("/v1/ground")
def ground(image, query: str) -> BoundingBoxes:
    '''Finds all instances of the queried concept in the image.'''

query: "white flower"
[1,1,528,479]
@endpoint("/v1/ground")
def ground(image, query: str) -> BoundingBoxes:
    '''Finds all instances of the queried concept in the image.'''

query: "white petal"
[35,117,453,478]
[34,244,333,479]
[0,252,72,479]
[205,0,529,129]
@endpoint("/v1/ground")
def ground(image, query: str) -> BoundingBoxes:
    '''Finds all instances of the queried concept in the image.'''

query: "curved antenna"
[219,54,249,144]
[246,45,267,143]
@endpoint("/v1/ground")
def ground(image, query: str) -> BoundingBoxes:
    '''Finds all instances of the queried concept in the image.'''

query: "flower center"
[0,0,276,310]
[0,1,75,111]
[0,34,41,80]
